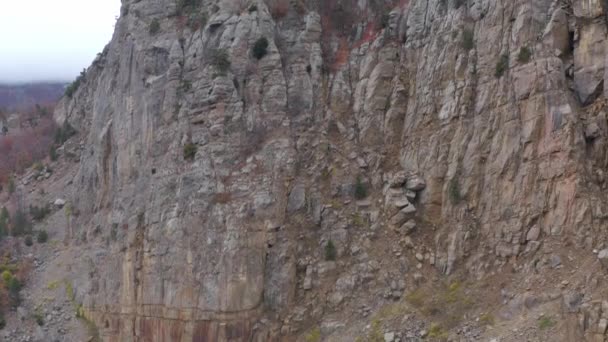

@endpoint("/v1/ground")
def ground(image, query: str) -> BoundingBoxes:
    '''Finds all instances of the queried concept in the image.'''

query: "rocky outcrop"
[48,0,608,341]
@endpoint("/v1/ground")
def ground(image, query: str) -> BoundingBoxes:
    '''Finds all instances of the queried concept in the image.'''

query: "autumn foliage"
[319,0,408,72]
[0,107,57,186]
[0,253,31,319]
[267,0,289,19]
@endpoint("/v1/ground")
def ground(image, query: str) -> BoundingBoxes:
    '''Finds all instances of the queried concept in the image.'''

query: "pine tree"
[0,207,8,238]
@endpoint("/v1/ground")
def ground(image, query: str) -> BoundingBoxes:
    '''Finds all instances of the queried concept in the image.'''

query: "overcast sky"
[0,0,120,84]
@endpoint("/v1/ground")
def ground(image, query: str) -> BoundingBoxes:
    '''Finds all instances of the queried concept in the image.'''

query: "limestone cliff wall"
[53,0,608,340]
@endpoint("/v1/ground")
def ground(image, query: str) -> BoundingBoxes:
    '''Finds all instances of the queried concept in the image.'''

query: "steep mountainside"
[6,0,608,341]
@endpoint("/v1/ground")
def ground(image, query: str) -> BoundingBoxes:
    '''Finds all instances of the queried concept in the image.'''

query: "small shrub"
[444,281,462,303]
[65,281,75,301]
[12,209,30,236]
[461,29,474,50]
[110,224,118,241]
[428,323,448,339]
[177,0,201,14]
[352,212,365,227]
[405,288,425,307]
[252,37,269,60]
[248,5,258,12]
[479,313,495,326]
[24,236,33,247]
[1,270,11,283]
[30,204,50,221]
[449,177,461,204]
[517,46,532,63]
[7,177,14,194]
[76,304,83,318]
[187,12,207,30]
[37,230,48,244]
[7,277,22,305]
[65,69,86,98]
[210,49,231,75]
[354,177,367,200]
[324,240,337,261]
[63,120,77,138]
[49,145,58,161]
[33,162,43,172]
[178,80,192,95]
[0,315,5,329]
[54,120,77,145]
[328,198,342,209]
[305,327,321,342]
[183,143,197,161]
[64,204,72,218]
[538,316,555,330]
[149,19,161,35]
[83,316,100,342]
[0,209,6,237]
[47,280,60,290]
[367,319,384,342]
[380,13,390,29]
[34,312,44,326]
[454,0,465,9]
[495,54,509,78]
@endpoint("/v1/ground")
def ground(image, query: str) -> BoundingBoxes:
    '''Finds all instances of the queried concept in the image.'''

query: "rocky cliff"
[9,0,608,341]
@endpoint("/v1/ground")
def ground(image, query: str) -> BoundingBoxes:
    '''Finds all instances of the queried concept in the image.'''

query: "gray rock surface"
[37,0,608,340]
[598,249,608,269]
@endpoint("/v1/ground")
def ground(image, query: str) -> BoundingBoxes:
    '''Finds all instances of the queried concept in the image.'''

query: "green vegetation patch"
[461,29,474,51]
[304,327,321,342]
[65,69,86,98]
[428,322,448,339]
[324,240,337,261]
[37,230,48,243]
[187,12,207,30]
[252,37,269,60]
[405,280,475,330]
[354,177,368,200]
[448,176,461,204]
[210,48,231,76]
[149,19,161,35]
[495,54,509,78]
[538,316,555,330]
[183,143,197,161]
[517,46,532,63]
[54,120,77,145]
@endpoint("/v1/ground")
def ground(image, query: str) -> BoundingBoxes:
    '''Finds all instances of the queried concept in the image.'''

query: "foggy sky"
[0,0,120,84]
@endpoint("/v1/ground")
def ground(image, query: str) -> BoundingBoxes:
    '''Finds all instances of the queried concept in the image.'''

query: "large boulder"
[287,184,306,213]
[574,22,606,104]
[53,198,66,208]
[389,171,407,188]
[405,175,426,191]
[542,8,570,56]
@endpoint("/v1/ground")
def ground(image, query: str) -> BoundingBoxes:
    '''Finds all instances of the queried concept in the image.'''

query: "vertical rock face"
[52,0,608,340]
